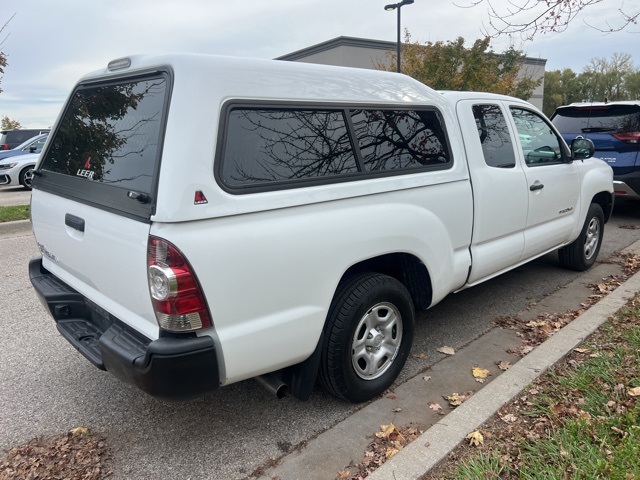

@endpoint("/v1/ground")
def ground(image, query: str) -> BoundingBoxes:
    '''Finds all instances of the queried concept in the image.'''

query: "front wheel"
[558,203,604,271]
[19,166,34,190]
[319,273,415,403]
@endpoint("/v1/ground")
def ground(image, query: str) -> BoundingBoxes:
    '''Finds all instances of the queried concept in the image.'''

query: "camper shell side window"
[216,102,453,193]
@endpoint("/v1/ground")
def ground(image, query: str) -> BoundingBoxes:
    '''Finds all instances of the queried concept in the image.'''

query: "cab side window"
[510,108,564,166]
[472,104,516,168]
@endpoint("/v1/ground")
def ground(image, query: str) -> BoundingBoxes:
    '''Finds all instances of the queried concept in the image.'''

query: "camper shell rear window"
[35,70,171,221]
[217,103,452,192]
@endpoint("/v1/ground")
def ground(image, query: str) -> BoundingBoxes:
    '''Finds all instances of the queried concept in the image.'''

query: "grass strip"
[0,204,30,223]
[431,295,640,480]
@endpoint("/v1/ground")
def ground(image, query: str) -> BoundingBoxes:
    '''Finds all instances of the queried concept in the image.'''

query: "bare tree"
[0,14,16,94]
[460,0,639,40]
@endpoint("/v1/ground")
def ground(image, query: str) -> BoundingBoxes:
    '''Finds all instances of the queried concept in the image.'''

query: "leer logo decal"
[76,156,94,180]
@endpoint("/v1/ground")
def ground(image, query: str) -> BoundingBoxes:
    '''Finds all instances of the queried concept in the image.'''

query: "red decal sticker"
[194,191,208,205]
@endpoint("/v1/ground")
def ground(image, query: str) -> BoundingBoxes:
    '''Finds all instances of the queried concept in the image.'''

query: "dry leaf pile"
[335,424,421,480]
[0,428,111,480]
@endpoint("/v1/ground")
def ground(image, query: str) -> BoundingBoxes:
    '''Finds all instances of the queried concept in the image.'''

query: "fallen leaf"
[500,413,517,423]
[385,446,401,459]
[429,402,443,412]
[521,345,534,355]
[446,393,468,407]
[437,346,455,355]
[466,430,484,447]
[69,427,90,437]
[386,393,397,399]
[375,424,397,439]
[472,367,490,379]
[413,353,426,359]
[423,375,432,383]
[628,386,640,397]
[392,407,402,413]
[573,347,589,353]
[475,378,485,383]
[497,361,511,371]
[336,470,350,479]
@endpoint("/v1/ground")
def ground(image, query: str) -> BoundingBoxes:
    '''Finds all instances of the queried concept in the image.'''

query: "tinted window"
[40,75,167,194]
[472,105,516,168]
[552,105,640,134]
[221,109,358,187]
[511,108,564,166]
[351,110,450,171]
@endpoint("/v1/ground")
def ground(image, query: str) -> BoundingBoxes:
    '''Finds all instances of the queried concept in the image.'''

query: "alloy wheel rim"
[351,302,403,380]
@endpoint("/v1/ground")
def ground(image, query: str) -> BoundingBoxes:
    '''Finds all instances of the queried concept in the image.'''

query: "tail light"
[613,132,640,144]
[147,236,212,332]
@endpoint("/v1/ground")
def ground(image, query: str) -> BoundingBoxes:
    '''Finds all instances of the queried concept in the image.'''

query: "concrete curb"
[367,268,640,480]
[0,219,32,239]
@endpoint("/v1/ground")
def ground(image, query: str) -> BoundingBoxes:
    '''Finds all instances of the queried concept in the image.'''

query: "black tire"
[19,166,34,190]
[319,273,415,403]
[558,203,604,271]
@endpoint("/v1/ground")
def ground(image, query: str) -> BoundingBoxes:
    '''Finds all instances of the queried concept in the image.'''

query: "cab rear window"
[40,74,168,194]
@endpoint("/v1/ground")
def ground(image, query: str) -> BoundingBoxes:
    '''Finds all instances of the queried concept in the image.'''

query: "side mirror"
[571,137,595,160]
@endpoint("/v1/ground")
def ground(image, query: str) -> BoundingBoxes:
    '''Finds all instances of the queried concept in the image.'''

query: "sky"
[0,0,637,128]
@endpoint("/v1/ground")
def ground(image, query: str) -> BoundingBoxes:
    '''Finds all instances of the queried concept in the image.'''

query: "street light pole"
[384,0,414,74]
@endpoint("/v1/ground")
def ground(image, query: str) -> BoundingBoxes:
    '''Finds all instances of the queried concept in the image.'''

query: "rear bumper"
[613,171,640,199]
[28,257,220,401]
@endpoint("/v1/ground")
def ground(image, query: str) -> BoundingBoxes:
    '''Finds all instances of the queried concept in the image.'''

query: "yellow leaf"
[385,446,401,459]
[628,386,640,397]
[375,423,397,439]
[69,427,90,436]
[466,430,484,447]
[472,367,490,379]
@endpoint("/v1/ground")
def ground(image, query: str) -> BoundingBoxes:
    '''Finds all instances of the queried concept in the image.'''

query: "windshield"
[15,134,47,151]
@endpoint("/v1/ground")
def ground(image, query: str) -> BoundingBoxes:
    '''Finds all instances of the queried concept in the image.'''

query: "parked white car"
[0,152,39,189]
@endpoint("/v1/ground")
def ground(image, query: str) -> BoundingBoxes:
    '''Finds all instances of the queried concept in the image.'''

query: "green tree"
[542,68,583,116]
[1,115,21,130]
[582,53,634,101]
[379,33,540,100]
[624,71,640,99]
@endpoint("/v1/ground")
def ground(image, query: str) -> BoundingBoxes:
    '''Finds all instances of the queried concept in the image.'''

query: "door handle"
[65,213,85,232]
[529,183,544,191]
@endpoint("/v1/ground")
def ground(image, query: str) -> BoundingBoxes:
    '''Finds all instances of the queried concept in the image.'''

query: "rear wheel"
[558,203,604,271]
[19,166,34,190]
[319,273,414,403]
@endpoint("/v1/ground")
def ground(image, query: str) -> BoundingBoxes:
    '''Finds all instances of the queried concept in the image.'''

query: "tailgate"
[31,190,157,339]
[29,69,173,340]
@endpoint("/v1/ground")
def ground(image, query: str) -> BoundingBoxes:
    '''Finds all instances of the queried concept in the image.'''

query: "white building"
[277,36,546,109]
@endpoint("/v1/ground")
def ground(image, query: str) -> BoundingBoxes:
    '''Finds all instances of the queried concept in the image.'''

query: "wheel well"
[592,191,613,223]
[341,253,432,310]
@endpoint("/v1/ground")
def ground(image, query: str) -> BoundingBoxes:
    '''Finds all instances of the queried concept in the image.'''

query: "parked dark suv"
[0,129,50,150]
[551,101,640,198]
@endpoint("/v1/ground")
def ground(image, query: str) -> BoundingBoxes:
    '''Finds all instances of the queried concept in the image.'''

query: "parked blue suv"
[552,101,640,198]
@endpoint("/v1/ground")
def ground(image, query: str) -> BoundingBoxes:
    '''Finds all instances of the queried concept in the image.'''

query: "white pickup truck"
[29,54,613,403]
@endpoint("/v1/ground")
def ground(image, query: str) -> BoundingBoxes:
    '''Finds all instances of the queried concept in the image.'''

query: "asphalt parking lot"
[2,188,640,479]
